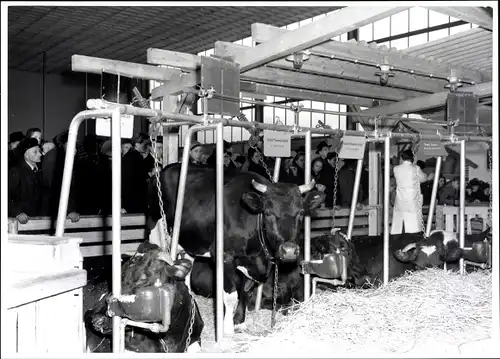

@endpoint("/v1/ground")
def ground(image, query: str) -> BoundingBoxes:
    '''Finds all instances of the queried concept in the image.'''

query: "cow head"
[241,178,325,263]
[393,231,463,269]
[309,229,364,285]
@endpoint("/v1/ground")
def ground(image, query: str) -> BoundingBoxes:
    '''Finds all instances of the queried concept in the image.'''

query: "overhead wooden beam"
[252,23,483,84]
[147,48,200,71]
[240,81,389,107]
[71,55,189,82]
[216,39,444,94]
[215,41,423,103]
[360,82,492,117]
[237,6,409,73]
[423,6,493,30]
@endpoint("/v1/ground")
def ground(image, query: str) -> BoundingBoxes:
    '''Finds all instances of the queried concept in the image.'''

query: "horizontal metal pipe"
[87,99,492,143]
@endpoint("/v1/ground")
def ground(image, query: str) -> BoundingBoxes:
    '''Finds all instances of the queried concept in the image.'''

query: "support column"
[368,142,380,235]
[346,29,359,131]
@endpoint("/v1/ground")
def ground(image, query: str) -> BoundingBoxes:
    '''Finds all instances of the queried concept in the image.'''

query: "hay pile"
[197,269,492,356]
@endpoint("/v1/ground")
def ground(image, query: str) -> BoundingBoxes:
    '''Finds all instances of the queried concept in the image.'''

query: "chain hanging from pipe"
[487,143,493,229]
[132,87,173,254]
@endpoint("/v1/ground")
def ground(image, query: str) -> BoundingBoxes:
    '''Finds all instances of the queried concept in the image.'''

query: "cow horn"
[298,179,316,194]
[401,243,417,252]
[252,179,268,193]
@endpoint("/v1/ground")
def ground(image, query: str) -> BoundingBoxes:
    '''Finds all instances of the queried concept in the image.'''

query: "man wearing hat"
[8,131,25,169]
[188,141,205,165]
[8,138,44,224]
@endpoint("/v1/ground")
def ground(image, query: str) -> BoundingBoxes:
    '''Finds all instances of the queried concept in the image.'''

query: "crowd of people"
[8,128,489,227]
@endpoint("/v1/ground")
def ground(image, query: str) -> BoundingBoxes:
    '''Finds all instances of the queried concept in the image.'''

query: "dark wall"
[8,69,149,142]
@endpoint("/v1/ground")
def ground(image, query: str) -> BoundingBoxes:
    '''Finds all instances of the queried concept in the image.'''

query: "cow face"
[393,231,463,269]
[241,179,326,263]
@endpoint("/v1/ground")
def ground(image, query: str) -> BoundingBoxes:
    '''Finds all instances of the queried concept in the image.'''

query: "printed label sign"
[263,130,291,158]
[338,136,367,159]
[416,141,448,160]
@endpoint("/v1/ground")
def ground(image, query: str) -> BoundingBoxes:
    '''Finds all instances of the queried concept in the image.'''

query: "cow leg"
[233,275,257,328]
[221,262,240,337]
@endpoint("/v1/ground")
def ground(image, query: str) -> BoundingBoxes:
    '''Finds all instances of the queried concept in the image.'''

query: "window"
[374,16,391,39]
[450,23,474,35]
[428,28,450,41]
[96,114,135,138]
[428,10,449,27]
[409,33,428,47]
[409,7,428,32]
[390,37,409,50]
[358,23,373,41]
[391,10,409,36]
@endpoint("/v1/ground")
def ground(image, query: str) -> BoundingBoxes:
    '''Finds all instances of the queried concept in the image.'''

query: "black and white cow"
[84,242,204,353]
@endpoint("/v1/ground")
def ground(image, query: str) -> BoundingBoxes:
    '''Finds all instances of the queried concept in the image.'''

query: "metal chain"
[184,292,197,352]
[237,112,275,183]
[331,153,339,228]
[271,263,279,329]
[149,131,173,249]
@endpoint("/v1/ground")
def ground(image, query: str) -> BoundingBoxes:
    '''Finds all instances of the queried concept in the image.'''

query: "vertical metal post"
[383,136,391,286]
[347,159,364,239]
[425,156,443,237]
[303,131,312,300]
[459,140,466,275]
[110,108,123,353]
[170,131,194,260]
[254,157,281,312]
[215,122,225,343]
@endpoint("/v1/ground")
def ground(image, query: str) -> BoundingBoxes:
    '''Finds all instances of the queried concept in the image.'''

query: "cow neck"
[257,212,276,264]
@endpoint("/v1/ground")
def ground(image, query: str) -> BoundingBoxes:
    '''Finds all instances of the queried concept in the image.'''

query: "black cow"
[150,163,325,334]
[84,242,204,353]
[247,228,492,311]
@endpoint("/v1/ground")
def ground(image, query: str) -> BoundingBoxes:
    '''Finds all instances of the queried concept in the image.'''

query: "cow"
[149,163,325,334]
[246,228,492,312]
[84,242,204,353]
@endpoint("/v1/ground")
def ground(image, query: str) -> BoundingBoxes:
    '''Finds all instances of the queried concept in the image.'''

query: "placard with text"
[263,130,291,158]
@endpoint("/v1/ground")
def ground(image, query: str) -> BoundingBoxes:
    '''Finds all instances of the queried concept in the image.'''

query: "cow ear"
[303,191,326,212]
[241,192,264,213]
[442,240,463,262]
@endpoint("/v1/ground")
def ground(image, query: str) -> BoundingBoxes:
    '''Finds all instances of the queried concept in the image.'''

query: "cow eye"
[299,210,305,216]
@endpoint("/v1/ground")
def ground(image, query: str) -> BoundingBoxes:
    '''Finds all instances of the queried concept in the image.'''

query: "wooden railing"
[7,215,148,258]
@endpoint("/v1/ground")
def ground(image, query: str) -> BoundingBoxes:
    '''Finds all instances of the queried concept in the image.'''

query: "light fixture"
[285,50,311,70]
[444,69,465,92]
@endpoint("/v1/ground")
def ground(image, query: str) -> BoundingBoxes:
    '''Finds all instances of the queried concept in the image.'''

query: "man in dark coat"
[337,158,364,208]
[41,130,80,222]
[9,138,44,223]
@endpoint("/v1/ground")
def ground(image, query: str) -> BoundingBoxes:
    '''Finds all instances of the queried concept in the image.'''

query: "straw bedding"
[196,268,492,356]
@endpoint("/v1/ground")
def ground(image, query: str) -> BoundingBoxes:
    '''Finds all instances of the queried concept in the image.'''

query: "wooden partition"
[8,214,148,258]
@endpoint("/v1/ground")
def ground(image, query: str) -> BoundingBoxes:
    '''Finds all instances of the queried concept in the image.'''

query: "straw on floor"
[195,268,492,356]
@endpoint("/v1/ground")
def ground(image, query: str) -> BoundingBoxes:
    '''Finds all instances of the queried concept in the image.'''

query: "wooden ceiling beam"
[71,54,199,83]
[252,23,483,84]
[214,41,423,102]
[359,82,492,117]
[237,6,409,73]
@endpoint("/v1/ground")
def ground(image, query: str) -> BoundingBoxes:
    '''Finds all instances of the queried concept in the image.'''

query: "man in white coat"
[391,149,428,234]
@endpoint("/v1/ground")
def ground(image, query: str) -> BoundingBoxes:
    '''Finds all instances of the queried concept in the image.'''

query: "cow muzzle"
[301,251,349,284]
[277,242,300,263]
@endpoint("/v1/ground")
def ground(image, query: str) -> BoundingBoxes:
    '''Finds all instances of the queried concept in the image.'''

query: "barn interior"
[3,3,496,357]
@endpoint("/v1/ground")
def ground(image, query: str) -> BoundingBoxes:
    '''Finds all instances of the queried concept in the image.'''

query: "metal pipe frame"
[383,136,391,286]
[169,123,225,343]
[87,99,492,143]
[459,140,466,275]
[425,156,443,237]
[304,131,312,301]
[346,159,364,240]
